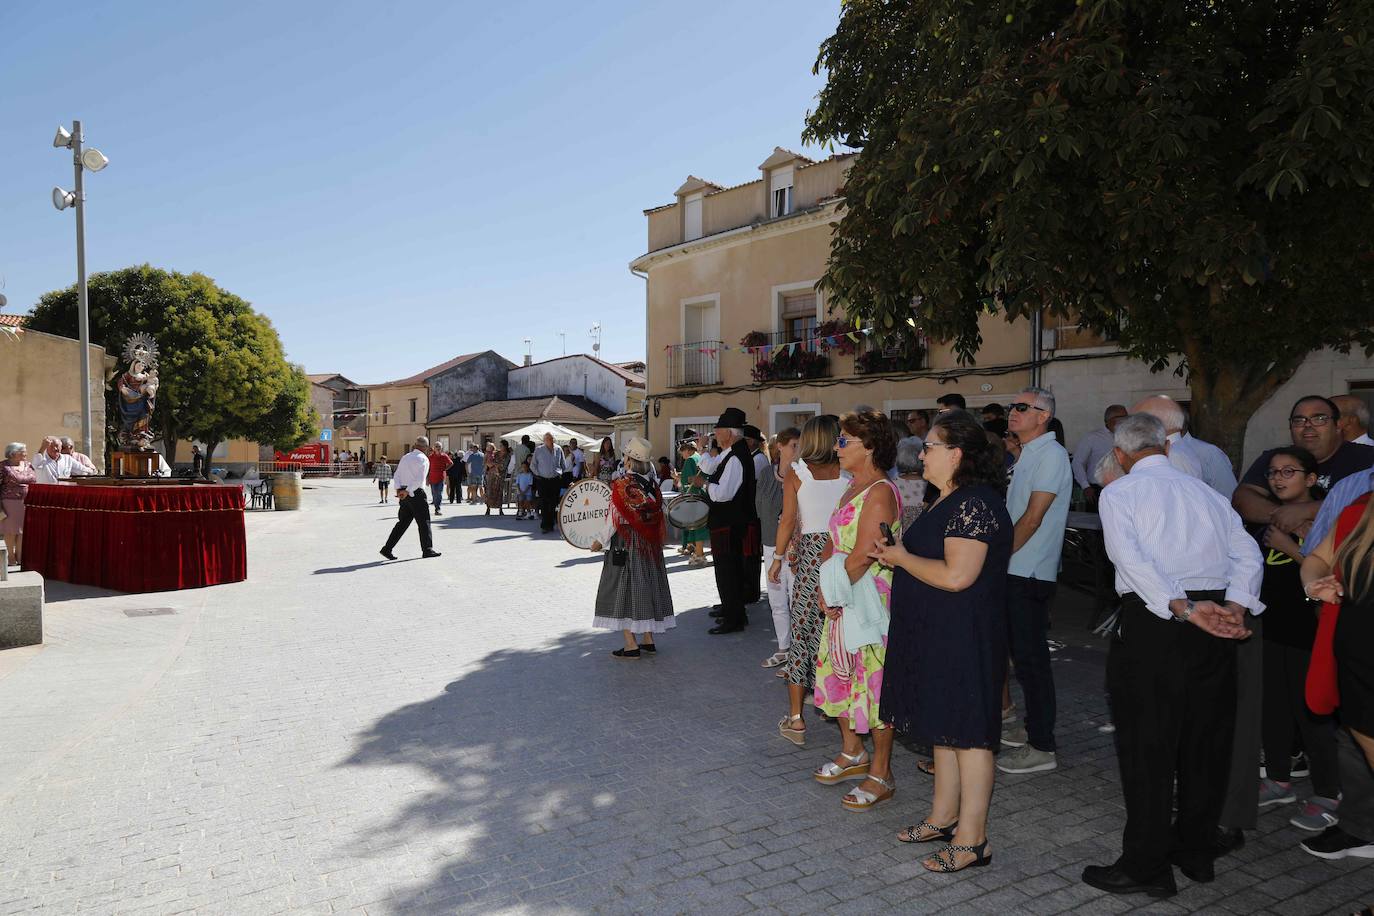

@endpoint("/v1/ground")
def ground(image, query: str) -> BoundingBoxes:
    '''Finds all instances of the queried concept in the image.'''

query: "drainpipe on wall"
[1030,309,1043,388]
[630,266,649,436]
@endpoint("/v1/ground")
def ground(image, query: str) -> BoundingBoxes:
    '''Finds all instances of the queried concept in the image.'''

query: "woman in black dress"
[870,409,1012,874]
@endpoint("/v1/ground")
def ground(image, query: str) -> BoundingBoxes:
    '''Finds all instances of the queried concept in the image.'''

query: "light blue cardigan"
[819,554,889,650]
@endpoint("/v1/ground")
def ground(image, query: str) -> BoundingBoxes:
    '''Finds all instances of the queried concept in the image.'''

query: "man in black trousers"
[380,436,442,560]
[1082,413,1261,898]
[531,432,567,533]
[692,408,758,635]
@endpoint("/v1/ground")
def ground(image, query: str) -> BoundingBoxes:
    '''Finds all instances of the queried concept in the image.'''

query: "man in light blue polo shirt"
[998,386,1073,776]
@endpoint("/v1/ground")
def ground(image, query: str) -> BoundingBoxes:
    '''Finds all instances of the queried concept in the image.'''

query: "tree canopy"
[28,265,316,462]
[805,0,1374,458]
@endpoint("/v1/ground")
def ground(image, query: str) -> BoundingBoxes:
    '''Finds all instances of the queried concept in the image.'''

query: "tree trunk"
[1187,358,1293,475]
[204,439,222,478]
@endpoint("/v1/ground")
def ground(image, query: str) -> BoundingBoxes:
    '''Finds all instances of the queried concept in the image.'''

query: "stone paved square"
[1,479,1372,914]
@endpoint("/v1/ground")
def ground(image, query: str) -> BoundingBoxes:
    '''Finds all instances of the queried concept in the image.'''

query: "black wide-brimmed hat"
[742,424,762,441]
[716,407,747,429]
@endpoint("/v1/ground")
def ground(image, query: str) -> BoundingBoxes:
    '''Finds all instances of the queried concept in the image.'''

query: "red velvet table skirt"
[21,483,247,592]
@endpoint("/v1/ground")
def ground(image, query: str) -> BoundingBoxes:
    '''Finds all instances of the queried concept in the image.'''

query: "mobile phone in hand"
[879,522,896,546]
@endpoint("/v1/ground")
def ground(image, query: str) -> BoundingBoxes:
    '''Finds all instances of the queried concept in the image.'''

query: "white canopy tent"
[497,421,602,448]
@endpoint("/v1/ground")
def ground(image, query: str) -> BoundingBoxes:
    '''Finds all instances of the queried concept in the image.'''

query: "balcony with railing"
[854,335,927,375]
[666,340,723,387]
[741,330,833,383]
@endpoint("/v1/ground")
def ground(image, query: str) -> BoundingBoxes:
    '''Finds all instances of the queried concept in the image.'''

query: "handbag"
[610,546,629,566]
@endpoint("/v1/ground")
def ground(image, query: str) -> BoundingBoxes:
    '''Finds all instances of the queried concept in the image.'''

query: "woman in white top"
[769,415,848,746]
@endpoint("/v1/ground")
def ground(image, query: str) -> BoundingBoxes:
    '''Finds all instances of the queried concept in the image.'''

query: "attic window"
[769,167,794,217]
[684,193,703,241]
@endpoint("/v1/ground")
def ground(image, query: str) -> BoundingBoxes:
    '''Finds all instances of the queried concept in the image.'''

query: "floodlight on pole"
[50,119,108,459]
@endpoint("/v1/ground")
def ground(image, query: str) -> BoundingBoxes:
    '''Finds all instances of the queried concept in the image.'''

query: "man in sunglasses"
[998,387,1073,776]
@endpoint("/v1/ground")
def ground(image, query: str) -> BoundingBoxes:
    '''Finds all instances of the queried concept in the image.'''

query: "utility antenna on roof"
[558,330,566,356]
[589,322,601,358]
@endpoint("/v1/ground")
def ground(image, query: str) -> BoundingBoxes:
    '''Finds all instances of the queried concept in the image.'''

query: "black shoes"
[709,608,726,618]
[709,623,745,635]
[1081,863,1177,898]
[1173,859,1214,883]
[422,550,442,558]
[379,549,397,560]
[1214,827,1245,856]
[1301,825,1374,860]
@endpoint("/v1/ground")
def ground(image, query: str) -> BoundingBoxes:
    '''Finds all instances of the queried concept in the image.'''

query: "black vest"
[707,439,758,529]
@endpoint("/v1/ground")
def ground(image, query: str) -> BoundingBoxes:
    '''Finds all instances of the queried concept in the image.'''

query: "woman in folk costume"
[591,437,675,658]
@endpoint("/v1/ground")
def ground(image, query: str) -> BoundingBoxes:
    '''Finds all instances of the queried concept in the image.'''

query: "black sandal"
[898,820,957,844]
[917,758,936,777]
[612,648,641,659]
[639,643,656,653]
[923,840,991,872]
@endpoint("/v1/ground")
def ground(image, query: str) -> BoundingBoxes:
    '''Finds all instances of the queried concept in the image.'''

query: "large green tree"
[28,265,315,464]
[805,0,1374,463]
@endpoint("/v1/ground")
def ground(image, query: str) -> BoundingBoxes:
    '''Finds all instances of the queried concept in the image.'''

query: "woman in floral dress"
[770,416,847,746]
[812,409,901,811]
[484,444,506,515]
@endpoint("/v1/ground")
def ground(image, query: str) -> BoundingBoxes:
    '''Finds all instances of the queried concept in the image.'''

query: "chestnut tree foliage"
[805,0,1374,460]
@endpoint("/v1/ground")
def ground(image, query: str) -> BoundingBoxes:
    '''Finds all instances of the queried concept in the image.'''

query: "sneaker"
[1001,723,1028,748]
[1301,825,1374,860]
[1290,795,1341,832]
[1258,778,1296,808]
[997,744,1058,774]
[1097,722,1117,734]
[1291,752,1311,779]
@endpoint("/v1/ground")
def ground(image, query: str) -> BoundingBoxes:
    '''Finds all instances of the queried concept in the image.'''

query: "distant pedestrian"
[446,451,465,503]
[191,445,205,478]
[466,446,485,503]
[516,461,535,520]
[374,455,393,503]
[484,444,506,516]
[380,438,441,560]
[427,445,452,515]
[532,433,568,533]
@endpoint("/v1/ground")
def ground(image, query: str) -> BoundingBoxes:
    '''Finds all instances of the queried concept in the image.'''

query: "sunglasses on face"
[1009,402,1047,414]
[836,435,850,449]
[921,441,957,454]
[1265,466,1308,479]
[1289,414,1332,428]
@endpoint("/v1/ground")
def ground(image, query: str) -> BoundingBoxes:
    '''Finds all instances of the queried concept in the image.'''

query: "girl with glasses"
[1255,447,1342,828]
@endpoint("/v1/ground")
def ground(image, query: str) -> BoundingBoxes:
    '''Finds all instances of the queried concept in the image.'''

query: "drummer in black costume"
[692,407,759,635]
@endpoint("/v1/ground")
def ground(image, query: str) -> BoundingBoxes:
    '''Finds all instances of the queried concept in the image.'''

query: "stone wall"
[428,352,510,420]
[508,356,628,414]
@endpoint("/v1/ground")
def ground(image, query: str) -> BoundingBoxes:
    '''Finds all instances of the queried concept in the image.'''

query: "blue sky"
[0,1,842,383]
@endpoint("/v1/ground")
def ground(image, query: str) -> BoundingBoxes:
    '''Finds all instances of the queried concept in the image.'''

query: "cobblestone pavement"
[2,479,1373,915]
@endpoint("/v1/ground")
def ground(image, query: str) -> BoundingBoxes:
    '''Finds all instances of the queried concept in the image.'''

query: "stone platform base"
[0,572,43,649]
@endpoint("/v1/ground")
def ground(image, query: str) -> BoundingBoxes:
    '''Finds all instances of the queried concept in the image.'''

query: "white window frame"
[769,167,794,218]
[770,281,823,336]
[669,416,718,448]
[679,293,721,346]
[768,402,822,436]
[683,192,704,241]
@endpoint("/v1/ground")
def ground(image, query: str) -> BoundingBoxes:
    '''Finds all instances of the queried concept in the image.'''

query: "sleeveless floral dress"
[812,479,901,734]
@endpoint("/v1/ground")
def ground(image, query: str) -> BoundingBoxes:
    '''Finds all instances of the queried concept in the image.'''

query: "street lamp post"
[51,120,109,459]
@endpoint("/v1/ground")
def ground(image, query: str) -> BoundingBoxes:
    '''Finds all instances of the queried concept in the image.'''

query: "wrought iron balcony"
[666,340,723,387]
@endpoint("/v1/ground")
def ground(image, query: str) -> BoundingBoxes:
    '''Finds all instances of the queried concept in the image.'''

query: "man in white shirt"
[32,436,97,484]
[1334,395,1374,447]
[691,407,758,634]
[1071,404,1127,506]
[1083,414,1261,899]
[569,439,585,480]
[1131,396,1203,480]
[59,437,98,473]
[380,437,441,560]
[530,433,567,533]
[1180,429,1239,499]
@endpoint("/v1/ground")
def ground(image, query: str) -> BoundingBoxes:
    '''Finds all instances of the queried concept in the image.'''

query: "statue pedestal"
[112,451,158,478]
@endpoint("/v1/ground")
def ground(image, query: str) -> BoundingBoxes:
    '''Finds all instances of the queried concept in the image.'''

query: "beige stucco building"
[630,148,1034,451]
[0,322,114,471]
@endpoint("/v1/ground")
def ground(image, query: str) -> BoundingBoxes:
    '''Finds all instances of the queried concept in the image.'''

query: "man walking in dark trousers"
[531,432,567,533]
[380,436,442,560]
[1082,414,1261,899]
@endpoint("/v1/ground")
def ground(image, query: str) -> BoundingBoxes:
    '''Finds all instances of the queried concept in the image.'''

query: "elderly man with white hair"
[1333,394,1374,447]
[379,436,441,561]
[59,437,97,473]
[31,436,96,484]
[1131,396,1203,481]
[1082,413,1261,899]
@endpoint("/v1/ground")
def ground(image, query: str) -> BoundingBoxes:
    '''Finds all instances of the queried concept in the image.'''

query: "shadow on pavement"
[314,558,420,575]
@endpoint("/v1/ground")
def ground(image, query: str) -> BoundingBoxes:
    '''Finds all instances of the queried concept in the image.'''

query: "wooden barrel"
[273,472,303,511]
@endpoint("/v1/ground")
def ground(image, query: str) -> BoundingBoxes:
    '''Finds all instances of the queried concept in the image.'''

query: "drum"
[559,479,612,550]
[665,493,709,531]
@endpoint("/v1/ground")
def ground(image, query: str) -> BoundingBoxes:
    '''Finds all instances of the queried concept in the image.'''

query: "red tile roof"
[0,314,27,327]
